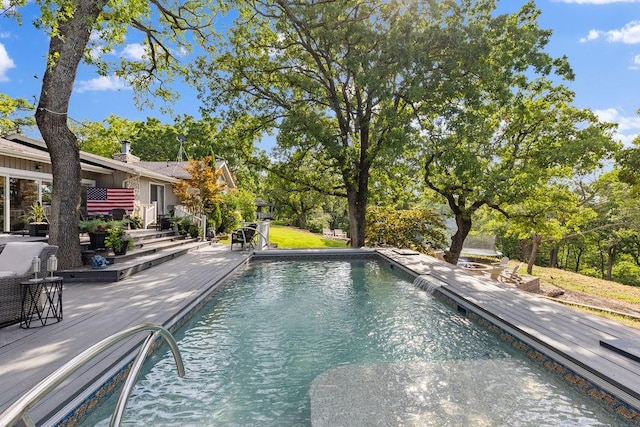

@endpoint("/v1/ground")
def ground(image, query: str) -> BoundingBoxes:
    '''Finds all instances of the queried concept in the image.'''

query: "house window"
[0,177,4,232]
[9,178,38,232]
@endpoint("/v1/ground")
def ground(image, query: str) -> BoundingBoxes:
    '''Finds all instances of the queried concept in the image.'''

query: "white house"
[0,134,235,232]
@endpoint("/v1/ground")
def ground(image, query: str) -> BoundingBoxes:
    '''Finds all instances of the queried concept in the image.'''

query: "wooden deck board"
[0,244,249,423]
[377,249,640,408]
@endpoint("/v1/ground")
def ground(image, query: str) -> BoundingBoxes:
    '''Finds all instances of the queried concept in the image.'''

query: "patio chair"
[333,229,348,239]
[109,208,129,221]
[499,262,524,284]
[231,224,258,250]
[0,242,58,327]
[490,256,509,280]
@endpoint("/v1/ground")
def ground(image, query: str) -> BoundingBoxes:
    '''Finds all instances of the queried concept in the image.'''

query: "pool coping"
[2,246,638,425]
[375,248,640,424]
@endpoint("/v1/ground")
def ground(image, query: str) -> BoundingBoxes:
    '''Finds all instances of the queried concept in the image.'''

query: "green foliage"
[578,266,602,280]
[176,216,194,235]
[127,215,142,229]
[209,204,222,231]
[104,226,133,253]
[305,208,332,234]
[612,261,640,287]
[80,218,123,233]
[226,189,257,222]
[0,94,36,136]
[365,206,448,252]
[217,202,242,234]
[73,115,136,157]
[197,0,438,245]
[25,202,47,223]
[412,2,618,263]
[188,223,201,238]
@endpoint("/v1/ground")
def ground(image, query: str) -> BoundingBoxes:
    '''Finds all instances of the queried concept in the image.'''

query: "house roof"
[4,134,236,188]
[0,137,112,174]
[5,134,178,183]
[135,160,229,180]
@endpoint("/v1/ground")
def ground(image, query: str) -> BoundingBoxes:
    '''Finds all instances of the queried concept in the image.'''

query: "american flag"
[86,187,135,215]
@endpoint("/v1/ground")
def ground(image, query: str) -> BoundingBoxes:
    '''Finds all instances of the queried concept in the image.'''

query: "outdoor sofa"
[0,242,58,327]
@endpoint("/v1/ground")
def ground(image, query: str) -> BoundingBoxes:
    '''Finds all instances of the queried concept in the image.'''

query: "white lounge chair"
[0,242,58,327]
[499,262,524,284]
[333,229,348,239]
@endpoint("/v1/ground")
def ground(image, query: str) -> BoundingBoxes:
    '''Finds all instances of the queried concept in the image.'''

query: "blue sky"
[1,0,639,149]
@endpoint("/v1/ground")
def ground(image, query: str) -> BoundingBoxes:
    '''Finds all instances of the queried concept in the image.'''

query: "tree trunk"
[548,246,558,268]
[445,213,472,265]
[345,151,370,248]
[35,1,108,269]
[605,246,615,281]
[527,233,542,274]
[347,188,367,247]
[575,248,582,272]
[297,205,307,230]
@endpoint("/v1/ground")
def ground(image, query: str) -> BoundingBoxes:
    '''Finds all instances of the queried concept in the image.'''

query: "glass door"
[150,184,165,215]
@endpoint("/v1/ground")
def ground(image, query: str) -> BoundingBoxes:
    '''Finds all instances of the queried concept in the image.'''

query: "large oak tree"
[195,0,449,247]
[411,2,618,264]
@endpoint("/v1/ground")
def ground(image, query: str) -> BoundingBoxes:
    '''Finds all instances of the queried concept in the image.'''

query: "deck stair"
[59,228,211,283]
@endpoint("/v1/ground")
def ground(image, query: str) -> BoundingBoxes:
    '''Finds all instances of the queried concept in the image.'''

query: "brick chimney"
[113,140,140,163]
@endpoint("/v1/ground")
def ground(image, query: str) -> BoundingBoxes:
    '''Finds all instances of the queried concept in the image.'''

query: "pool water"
[83,259,628,426]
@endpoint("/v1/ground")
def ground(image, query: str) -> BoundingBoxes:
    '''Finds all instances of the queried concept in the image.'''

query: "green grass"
[268,225,348,248]
[220,224,348,249]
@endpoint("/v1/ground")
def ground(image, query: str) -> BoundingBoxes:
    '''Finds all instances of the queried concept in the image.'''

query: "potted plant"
[177,216,193,235]
[188,222,201,238]
[127,215,143,230]
[25,202,49,237]
[105,226,134,256]
[80,218,111,250]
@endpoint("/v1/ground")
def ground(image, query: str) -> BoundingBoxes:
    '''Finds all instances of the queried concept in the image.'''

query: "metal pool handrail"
[0,323,185,427]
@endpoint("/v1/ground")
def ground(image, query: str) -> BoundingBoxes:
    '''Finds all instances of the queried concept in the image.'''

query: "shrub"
[612,261,640,287]
[306,209,332,234]
[365,206,448,252]
[104,226,133,252]
[218,205,242,234]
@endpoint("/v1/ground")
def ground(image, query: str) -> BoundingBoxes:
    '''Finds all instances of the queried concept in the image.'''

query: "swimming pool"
[80,259,629,426]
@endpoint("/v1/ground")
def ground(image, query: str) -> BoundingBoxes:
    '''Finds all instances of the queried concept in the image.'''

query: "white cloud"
[0,42,16,82]
[581,21,640,44]
[121,43,147,61]
[595,108,640,146]
[580,30,602,43]
[75,75,131,93]
[618,132,638,146]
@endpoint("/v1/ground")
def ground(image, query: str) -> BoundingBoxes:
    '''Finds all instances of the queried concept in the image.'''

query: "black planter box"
[88,232,108,250]
[28,223,49,237]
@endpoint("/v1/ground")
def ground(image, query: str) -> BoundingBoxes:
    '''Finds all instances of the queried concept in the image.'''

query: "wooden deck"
[376,248,640,421]
[0,246,638,425]
[0,244,250,425]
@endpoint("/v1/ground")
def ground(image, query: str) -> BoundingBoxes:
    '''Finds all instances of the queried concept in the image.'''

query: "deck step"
[60,239,211,282]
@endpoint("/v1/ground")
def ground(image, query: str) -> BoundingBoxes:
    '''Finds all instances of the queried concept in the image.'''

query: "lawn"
[220,224,348,249]
[268,225,348,248]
